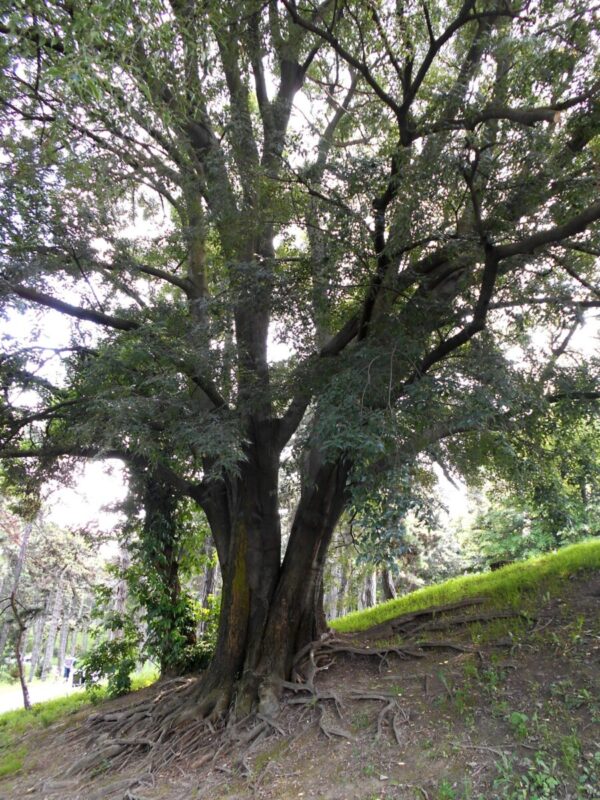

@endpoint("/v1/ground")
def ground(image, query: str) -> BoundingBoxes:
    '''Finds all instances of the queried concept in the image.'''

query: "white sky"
[45,459,127,531]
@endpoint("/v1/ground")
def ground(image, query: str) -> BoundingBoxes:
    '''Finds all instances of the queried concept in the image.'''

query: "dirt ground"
[1,571,599,800]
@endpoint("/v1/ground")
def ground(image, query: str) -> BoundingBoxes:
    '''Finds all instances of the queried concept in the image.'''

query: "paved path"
[0,680,84,714]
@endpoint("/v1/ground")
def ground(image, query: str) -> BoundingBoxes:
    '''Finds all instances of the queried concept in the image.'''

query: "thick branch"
[494,201,600,260]
[408,249,499,382]
[281,0,404,119]
[0,445,195,497]
[4,282,139,331]
[418,93,594,137]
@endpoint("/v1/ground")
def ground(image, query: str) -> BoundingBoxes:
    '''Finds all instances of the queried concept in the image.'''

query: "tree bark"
[10,592,30,710]
[28,594,47,682]
[41,580,63,680]
[57,592,73,678]
[360,570,377,609]
[381,567,397,601]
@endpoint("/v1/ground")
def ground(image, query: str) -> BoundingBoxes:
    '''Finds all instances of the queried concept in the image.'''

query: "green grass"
[0,693,94,780]
[331,539,600,633]
[131,662,159,690]
[0,746,26,777]
[0,692,96,746]
[0,663,160,779]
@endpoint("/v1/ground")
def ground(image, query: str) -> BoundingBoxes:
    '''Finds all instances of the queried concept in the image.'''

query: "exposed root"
[406,609,529,635]
[347,597,489,641]
[347,690,409,744]
[49,597,528,793]
[294,598,529,677]
[60,673,236,786]
[318,707,353,740]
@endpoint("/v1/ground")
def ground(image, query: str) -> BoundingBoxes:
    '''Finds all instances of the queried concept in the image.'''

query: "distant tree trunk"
[57,593,73,677]
[0,521,33,663]
[108,550,129,642]
[197,540,218,635]
[360,570,377,609]
[200,560,217,606]
[10,592,30,710]
[41,580,63,680]
[0,572,12,662]
[28,595,47,682]
[69,593,87,657]
[336,559,350,618]
[11,521,32,590]
[381,568,397,601]
[80,622,89,655]
[80,594,92,655]
[323,559,342,620]
[0,622,9,665]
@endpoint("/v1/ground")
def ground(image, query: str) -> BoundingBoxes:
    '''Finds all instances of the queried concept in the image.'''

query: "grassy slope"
[0,667,158,777]
[331,538,600,633]
[1,541,598,783]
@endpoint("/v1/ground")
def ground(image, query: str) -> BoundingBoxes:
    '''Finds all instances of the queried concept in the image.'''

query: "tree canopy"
[0,0,599,717]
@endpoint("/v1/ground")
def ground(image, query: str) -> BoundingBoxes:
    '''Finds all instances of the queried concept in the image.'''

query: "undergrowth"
[332,539,600,633]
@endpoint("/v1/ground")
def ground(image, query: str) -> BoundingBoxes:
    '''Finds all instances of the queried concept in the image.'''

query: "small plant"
[550,680,593,710]
[452,686,476,724]
[480,665,505,694]
[79,613,141,698]
[507,710,529,740]
[493,751,561,799]
[437,779,458,799]
[560,733,582,773]
[352,711,371,732]
[578,751,600,798]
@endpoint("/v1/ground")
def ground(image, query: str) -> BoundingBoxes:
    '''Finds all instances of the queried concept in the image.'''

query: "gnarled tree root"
[50,598,529,792]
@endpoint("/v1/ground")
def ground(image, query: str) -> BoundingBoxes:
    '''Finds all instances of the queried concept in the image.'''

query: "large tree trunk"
[197,437,282,715]
[197,451,349,718]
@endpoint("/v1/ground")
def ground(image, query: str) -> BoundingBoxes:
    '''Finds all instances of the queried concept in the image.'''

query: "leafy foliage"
[0,0,599,693]
[78,610,140,699]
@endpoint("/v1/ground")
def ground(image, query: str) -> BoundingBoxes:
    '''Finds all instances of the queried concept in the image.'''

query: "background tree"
[0,0,599,722]
[0,501,97,682]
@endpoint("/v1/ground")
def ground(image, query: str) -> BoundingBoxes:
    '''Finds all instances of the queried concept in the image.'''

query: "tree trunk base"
[59,595,518,791]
